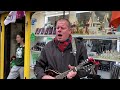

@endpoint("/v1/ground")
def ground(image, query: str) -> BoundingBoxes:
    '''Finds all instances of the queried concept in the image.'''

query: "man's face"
[56,20,71,42]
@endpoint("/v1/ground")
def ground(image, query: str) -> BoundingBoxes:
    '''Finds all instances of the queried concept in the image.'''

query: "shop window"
[95,11,111,22]
[70,11,113,35]
[45,11,69,27]
[76,12,91,24]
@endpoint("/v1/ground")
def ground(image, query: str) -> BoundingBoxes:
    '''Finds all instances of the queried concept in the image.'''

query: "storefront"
[0,11,31,79]
[0,11,120,79]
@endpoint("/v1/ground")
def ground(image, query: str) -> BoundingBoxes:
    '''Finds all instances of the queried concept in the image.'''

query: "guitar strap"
[72,37,78,66]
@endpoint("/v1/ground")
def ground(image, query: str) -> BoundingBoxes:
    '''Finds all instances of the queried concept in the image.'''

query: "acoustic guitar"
[45,59,99,79]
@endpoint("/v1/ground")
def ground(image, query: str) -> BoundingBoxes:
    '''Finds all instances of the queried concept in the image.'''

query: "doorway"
[4,17,25,79]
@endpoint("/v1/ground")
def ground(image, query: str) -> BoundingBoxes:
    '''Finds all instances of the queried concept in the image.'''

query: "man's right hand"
[42,75,55,79]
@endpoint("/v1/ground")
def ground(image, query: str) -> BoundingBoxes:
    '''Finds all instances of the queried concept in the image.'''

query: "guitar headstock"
[76,57,100,71]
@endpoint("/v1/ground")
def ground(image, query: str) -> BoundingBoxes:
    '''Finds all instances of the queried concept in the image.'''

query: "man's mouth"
[58,34,62,37]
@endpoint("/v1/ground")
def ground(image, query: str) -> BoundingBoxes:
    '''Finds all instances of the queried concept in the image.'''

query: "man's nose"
[57,28,62,32]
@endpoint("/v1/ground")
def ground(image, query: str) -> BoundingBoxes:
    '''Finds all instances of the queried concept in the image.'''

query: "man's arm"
[34,48,48,79]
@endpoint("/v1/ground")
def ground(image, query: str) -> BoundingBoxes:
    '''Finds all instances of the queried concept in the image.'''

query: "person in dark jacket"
[7,31,25,79]
[34,18,88,79]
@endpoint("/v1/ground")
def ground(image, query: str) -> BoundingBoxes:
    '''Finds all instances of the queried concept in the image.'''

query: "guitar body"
[45,69,60,77]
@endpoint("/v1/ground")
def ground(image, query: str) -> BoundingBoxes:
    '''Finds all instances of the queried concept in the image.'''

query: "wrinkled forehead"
[56,20,69,27]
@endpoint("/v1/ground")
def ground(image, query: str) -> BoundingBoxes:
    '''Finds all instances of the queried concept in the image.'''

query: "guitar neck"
[54,59,95,79]
[54,61,88,79]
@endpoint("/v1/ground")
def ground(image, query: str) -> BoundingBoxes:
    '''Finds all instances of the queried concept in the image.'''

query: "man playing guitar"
[34,18,89,79]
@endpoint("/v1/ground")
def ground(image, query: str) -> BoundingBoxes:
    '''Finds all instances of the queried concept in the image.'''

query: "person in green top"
[7,31,25,79]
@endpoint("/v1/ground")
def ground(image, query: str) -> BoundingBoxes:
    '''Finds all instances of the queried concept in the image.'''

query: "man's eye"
[56,27,59,29]
[61,27,63,29]
[56,27,65,30]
